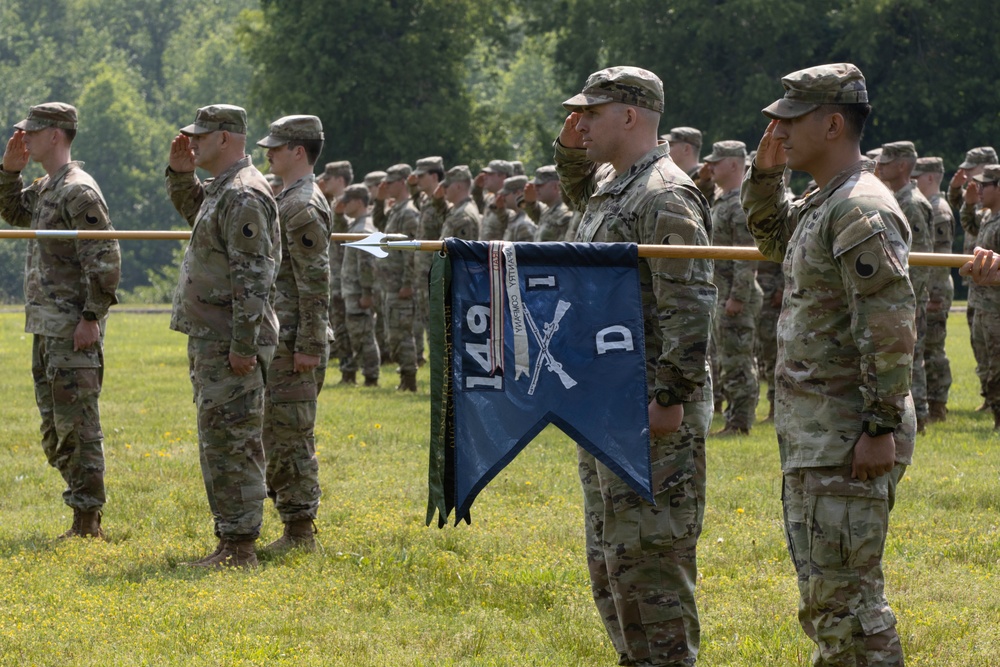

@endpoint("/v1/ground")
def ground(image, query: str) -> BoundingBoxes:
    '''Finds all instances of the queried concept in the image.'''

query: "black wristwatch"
[81,310,98,322]
[654,389,679,408]
[862,420,895,437]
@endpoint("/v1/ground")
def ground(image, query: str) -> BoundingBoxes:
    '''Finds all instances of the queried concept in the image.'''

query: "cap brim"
[762,98,819,120]
[959,161,976,169]
[256,135,288,148]
[703,155,723,163]
[179,123,216,136]
[14,119,49,131]
[562,92,614,111]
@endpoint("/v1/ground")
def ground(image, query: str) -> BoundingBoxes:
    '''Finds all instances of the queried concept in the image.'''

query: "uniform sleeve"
[400,206,420,289]
[741,162,797,262]
[0,169,32,228]
[523,200,543,224]
[928,202,956,302]
[471,181,486,212]
[285,202,332,356]
[831,206,915,426]
[959,201,981,239]
[372,199,387,231]
[224,191,278,357]
[553,139,598,212]
[726,199,759,303]
[164,167,205,227]
[66,185,121,318]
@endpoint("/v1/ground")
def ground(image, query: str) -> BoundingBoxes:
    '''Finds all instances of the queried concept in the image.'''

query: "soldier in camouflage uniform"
[965,165,1000,429]
[0,103,121,540]
[256,116,332,552]
[876,142,933,432]
[743,64,915,667]
[556,67,715,667]
[949,147,997,408]
[913,157,955,423]
[363,170,386,205]
[317,160,355,383]
[373,164,420,391]
[522,165,573,241]
[431,165,481,240]
[510,160,525,176]
[756,257,784,421]
[408,157,446,368]
[166,104,280,569]
[495,176,536,241]
[706,140,761,435]
[339,184,381,385]
[474,159,513,241]
[665,127,717,206]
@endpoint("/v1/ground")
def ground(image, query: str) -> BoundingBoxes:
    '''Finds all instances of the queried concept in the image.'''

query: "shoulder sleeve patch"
[228,194,274,255]
[832,208,907,297]
[67,188,110,230]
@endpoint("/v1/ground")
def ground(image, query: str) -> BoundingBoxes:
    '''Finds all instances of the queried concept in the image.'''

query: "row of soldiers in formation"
[308,125,994,436]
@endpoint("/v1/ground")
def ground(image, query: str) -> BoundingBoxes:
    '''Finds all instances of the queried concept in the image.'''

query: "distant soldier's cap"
[442,165,473,185]
[865,148,883,160]
[14,102,78,131]
[510,160,525,176]
[563,66,664,113]
[413,156,445,175]
[531,165,559,185]
[912,157,944,176]
[363,171,387,187]
[482,159,513,176]
[180,104,247,135]
[762,63,868,120]
[877,141,918,163]
[972,164,1000,184]
[959,146,999,169]
[342,184,370,201]
[384,163,412,182]
[500,175,528,195]
[664,126,702,148]
[321,160,353,180]
[704,140,747,163]
[256,115,323,148]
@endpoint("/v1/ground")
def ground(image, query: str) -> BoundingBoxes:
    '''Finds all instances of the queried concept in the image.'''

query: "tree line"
[0,0,996,302]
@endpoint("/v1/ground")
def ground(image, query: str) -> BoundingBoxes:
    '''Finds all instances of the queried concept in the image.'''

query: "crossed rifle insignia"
[523,299,578,396]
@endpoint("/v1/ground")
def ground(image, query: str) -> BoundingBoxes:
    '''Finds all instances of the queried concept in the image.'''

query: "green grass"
[0,308,997,666]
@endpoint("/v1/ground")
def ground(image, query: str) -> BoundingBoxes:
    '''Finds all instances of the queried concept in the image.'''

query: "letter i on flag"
[427,239,653,527]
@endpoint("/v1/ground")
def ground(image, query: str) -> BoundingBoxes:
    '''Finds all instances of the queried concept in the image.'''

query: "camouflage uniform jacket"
[960,201,991,304]
[433,196,481,241]
[497,207,537,242]
[474,185,504,241]
[414,190,445,281]
[524,199,573,241]
[927,191,955,303]
[274,174,332,355]
[0,162,120,338]
[374,197,419,293]
[895,181,933,300]
[711,188,761,303]
[742,160,916,469]
[166,156,280,357]
[329,206,347,298]
[340,214,376,305]
[555,141,716,403]
[969,209,1000,310]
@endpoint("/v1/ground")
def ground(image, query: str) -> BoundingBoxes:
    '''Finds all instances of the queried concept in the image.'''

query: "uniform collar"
[593,143,671,198]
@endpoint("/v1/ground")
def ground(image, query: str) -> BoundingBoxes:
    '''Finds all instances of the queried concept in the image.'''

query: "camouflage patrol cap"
[704,140,747,163]
[321,160,353,182]
[342,183,370,203]
[664,127,702,149]
[912,157,944,176]
[180,104,247,135]
[959,146,998,170]
[563,66,664,113]
[877,141,917,163]
[256,115,324,148]
[510,161,525,176]
[500,175,528,195]
[972,164,1000,184]
[482,159,513,176]
[763,63,868,120]
[442,165,473,186]
[14,102,78,131]
[865,148,883,161]
[531,165,559,185]
[363,171,387,187]
[413,156,445,175]
[384,163,412,182]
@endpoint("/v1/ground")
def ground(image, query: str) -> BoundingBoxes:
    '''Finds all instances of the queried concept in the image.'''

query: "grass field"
[0,309,997,666]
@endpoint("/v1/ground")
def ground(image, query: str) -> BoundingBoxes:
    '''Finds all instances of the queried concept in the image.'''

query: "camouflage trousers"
[968,306,988,395]
[782,468,903,667]
[578,399,711,667]
[972,309,1000,413]
[757,295,780,407]
[382,292,417,375]
[344,306,381,380]
[708,334,721,409]
[716,296,761,429]
[188,337,274,541]
[263,342,326,523]
[924,298,952,405]
[911,299,928,421]
[32,334,106,511]
[413,282,429,364]
[329,294,351,369]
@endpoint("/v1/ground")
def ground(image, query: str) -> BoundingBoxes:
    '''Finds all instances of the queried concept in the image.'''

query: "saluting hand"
[754,119,787,170]
[375,181,389,202]
[558,113,585,150]
[169,134,196,173]
[432,183,445,200]
[2,130,29,172]
[964,180,980,206]
[523,182,538,204]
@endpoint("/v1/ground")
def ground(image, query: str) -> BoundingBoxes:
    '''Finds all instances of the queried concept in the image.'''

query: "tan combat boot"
[927,401,947,424]
[77,510,106,540]
[397,371,417,392]
[182,538,226,567]
[265,519,317,553]
[57,508,82,539]
[189,539,258,569]
[340,371,357,385]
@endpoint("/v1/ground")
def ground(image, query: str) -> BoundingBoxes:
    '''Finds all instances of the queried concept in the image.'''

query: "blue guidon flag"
[427,239,652,527]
